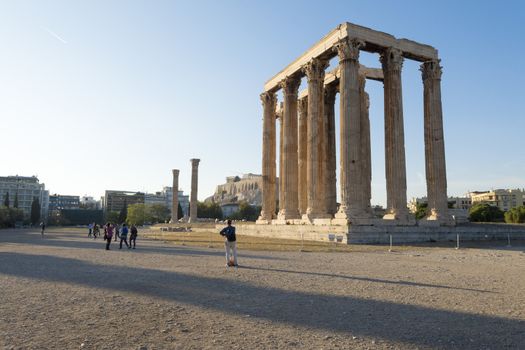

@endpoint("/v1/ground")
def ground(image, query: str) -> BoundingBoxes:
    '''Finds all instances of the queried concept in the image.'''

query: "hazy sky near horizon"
[1,0,524,205]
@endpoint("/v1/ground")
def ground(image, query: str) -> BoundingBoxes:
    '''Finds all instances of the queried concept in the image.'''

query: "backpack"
[121,226,129,235]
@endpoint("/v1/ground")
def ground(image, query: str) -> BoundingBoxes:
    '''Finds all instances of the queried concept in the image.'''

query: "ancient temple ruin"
[257,22,453,228]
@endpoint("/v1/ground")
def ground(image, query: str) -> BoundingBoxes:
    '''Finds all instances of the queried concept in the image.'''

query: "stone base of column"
[301,211,332,224]
[272,218,303,225]
[169,219,177,224]
[332,207,374,226]
[382,210,416,226]
[421,208,456,226]
[277,209,301,221]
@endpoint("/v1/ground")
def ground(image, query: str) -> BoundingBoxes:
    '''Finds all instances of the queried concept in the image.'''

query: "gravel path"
[1,229,524,349]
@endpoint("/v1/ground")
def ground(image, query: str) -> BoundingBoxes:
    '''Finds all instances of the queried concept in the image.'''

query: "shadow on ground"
[0,250,522,349]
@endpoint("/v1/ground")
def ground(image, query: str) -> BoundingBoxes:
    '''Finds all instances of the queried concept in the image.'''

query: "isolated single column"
[188,158,200,223]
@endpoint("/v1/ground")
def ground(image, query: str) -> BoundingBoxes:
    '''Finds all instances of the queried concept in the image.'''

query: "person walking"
[88,223,93,238]
[129,224,138,249]
[219,219,238,267]
[119,223,129,249]
[105,223,114,250]
[93,223,100,239]
[40,222,46,237]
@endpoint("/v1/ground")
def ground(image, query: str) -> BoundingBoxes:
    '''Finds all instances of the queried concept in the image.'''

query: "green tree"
[4,192,9,208]
[149,204,170,223]
[177,203,184,220]
[504,206,525,223]
[118,199,128,224]
[227,202,261,221]
[469,203,504,222]
[197,201,223,219]
[127,203,147,225]
[414,202,428,220]
[105,211,120,224]
[13,193,19,208]
[30,197,41,225]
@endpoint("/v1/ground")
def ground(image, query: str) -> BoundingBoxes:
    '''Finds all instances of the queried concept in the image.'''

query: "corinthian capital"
[298,97,308,118]
[324,83,337,106]
[280,75,301,97]
[334,38,364,62]
[420,59,443,81]
[302,57,328,83]
[260,91,277,110]
[380,47,404,73]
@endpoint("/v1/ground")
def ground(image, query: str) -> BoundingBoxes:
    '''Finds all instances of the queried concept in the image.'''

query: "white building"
[0,175,49,220]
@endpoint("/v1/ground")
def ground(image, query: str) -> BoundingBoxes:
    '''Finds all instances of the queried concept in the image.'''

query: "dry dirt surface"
[1,228,524,350]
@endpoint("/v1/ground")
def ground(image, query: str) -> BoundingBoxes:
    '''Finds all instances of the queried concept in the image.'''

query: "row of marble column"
[259,37,450,225]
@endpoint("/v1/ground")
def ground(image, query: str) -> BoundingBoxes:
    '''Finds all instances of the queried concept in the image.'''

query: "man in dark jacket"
[220,220,237,267]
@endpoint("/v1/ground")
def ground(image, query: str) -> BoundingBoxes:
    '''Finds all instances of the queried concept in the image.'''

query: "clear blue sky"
[1,0,524,205]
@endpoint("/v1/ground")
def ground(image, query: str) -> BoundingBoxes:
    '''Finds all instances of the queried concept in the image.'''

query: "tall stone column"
[359,76,372,214]
[170,169,180,223]
[297,97,308,215]
[278,115,284,215]
[324,84,337,215]
[381,47,412,224]
[421,59,453,225]
[188,158,200,223]
[277,75,301,220]
[333,38,367,224]
[302,57,329,221]
[257,91,277,223]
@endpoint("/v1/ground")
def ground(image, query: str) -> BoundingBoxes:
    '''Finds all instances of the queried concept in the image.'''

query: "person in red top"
[104,223,114,250]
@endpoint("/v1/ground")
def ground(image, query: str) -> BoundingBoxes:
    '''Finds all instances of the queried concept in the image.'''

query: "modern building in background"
[408,196,472,213]
[0,175,49,219]
[102,190,145,213]
[48,194,80,211]
[163,187,189,217]
[80,196,101,209]
[468,189,525,212]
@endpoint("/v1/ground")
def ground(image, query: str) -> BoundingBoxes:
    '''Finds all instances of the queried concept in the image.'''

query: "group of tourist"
[87,222,138,250]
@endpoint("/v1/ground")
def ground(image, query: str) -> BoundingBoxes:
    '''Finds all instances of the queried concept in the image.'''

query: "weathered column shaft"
[171,169,180,223]
[279,116,284,212]
[258,92,277,222]
[421,59,451,224]
[359,76,372,213]
[381,47,409,222]
[334,38,365,222]
[324,84,337,215]
[278,75,301,220]
[298,98,308,215]
[189,158,200,223]
[303,57,329,220]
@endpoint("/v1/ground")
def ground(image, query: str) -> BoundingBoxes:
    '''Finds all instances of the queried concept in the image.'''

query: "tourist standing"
[119,223,130,249]
[114,224,120,241]
[129,224,138,249]
[105,223,114,250]
[219,219,238,267]
[88,223,93,238]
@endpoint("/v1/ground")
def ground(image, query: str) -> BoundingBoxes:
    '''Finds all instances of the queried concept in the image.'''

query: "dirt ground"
[1,228,524,350]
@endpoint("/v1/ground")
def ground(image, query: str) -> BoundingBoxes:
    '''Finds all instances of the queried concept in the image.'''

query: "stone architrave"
[421,59,453,225]
[277,75,301,220]
[257,92,277,223]
[188,158,200,223]
[324,84,337,215]
[170,169,180,223]
[380,47,412,224]
[302,57,329,221]
[359,76,372,214]
[297,97,308,215]
[333,38,367,223]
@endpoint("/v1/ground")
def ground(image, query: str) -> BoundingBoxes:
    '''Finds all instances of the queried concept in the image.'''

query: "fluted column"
[381,47,411,223]
[298,97,308,215]
[333,38,366,223]
[188,158,200,223]
[170,169,180,223]
[257,91,277,223]
[421,59,453,225]
[324,84,337,215]
[302,57,329,221]
[278,115,284,213]
[277,75,301,220]
[359,76,372,214]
